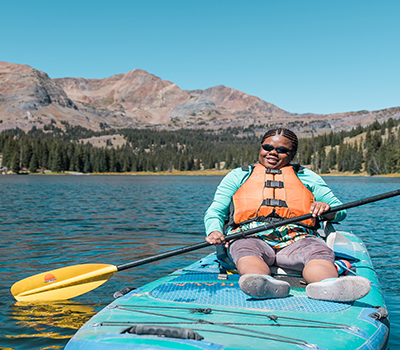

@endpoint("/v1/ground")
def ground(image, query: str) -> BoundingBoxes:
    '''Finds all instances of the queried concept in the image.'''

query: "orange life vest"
[228,163,317,229]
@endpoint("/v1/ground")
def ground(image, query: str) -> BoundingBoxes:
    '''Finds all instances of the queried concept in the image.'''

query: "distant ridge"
[1,60,400,135]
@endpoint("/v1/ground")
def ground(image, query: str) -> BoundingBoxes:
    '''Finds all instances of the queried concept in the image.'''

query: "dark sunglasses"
[261,144,292,154]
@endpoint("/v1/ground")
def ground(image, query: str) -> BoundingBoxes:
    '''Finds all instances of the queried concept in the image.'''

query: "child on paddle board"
[204,127,371,301]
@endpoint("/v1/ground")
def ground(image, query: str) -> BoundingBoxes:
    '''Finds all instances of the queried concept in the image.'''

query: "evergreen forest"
[1,118,400,176]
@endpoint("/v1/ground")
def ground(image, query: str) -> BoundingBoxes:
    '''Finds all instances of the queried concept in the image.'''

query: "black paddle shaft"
[116,188,400,272]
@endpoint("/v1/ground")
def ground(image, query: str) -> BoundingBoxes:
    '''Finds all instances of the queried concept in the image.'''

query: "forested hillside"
[1,119,399,176]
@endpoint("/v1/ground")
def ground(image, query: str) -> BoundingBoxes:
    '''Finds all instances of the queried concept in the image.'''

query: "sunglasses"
[261,144,292,154]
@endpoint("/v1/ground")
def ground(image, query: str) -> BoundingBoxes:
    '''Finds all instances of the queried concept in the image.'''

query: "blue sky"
[1,0,399,114]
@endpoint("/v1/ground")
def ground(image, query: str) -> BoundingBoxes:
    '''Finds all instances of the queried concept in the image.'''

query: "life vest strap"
[262,198,288,207]
[265,169,282,174]
[265,180,284,188]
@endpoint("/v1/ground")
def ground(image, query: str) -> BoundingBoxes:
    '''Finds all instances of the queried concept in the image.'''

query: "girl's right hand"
[205,230,229,248]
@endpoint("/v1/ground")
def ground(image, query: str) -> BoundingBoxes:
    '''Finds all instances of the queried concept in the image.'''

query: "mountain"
[1,61,400,136]
[53,69,189,126]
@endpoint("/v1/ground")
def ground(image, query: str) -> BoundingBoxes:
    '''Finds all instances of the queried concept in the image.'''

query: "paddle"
[11,189,400,302]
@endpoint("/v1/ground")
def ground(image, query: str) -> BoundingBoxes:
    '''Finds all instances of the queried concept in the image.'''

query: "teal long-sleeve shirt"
[204,164,346,236]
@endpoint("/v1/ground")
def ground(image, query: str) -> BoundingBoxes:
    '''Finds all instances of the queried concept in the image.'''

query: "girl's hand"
[310,201,335,220]
[205,230,229,248]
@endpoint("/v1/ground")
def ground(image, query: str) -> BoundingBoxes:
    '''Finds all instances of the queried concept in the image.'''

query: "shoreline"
[5,169,400,177]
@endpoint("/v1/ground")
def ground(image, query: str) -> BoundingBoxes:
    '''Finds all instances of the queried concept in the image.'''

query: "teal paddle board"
[65,228,389,350]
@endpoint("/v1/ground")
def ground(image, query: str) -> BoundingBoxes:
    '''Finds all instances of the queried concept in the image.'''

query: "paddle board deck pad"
[65,230,389,349]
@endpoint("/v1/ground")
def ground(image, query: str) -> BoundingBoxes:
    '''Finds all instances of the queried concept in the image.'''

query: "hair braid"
[260,128,298,154]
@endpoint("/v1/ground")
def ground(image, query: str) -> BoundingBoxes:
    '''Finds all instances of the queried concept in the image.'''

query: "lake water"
[0,175,399,350]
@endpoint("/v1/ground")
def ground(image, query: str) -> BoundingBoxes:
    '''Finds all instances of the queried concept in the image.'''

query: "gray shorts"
[229,236,335,272]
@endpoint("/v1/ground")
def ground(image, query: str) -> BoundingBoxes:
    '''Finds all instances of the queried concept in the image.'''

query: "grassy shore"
[82,169,232,176]
[15,168,400,177]
[318,170,400,177]
[13,169,231,176]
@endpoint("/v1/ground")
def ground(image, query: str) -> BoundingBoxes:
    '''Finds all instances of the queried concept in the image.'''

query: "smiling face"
[259,135,295,169]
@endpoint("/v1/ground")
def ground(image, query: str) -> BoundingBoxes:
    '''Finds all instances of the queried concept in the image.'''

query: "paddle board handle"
[117,188,400,272]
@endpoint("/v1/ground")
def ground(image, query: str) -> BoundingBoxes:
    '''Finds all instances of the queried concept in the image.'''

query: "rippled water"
[0,175,399,349]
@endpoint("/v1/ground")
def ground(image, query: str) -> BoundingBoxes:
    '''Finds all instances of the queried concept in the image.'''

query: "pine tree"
[321,159,330,174]
[327,147,337,170]
[74,146,85,172]
[11,151,20,174]
[109,149,116,172]
[29,153,38,173]
[83,150,92,173]
[22,142,33,169]
[353,151,362,174]
[51,145,62,173]
[2,137,15,169]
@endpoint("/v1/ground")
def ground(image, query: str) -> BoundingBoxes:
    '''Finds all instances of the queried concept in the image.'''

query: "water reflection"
[10,301,97,331]
[1,301,98,350]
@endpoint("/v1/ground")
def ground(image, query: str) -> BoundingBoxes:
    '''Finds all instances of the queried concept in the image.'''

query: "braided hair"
[260,128,298,155]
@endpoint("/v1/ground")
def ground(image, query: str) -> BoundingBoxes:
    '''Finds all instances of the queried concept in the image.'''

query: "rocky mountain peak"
[0,61,76,111]
[1,61,400,135]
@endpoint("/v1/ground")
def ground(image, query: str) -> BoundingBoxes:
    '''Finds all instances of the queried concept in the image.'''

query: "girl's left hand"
[310,201,331,217]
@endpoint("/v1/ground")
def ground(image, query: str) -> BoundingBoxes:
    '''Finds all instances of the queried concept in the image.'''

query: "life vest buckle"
[262,198,288,207]
[265,180,284,188]
[265,169,282,174]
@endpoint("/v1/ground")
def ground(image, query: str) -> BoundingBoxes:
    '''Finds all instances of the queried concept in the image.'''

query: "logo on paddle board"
[44,273,57,283]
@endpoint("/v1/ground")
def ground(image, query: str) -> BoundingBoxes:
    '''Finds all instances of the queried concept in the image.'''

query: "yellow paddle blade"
[11,264,118,302]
